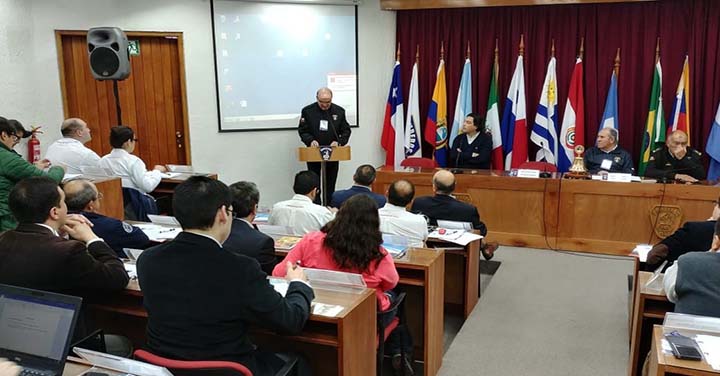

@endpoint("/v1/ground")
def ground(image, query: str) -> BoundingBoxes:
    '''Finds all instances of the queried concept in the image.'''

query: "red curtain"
[395,0,720,164]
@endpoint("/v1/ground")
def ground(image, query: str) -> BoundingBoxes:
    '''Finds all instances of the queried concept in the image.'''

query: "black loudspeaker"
[87,27,130,80]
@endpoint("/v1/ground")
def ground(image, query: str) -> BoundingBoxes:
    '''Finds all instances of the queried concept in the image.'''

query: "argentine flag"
[530,57,559,164]
[599,71,619,136]
[450,58,472,145]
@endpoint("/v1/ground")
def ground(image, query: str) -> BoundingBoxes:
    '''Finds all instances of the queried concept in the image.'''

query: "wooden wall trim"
[55,31,70,119]
[176,34,192,165]
[380,0,656,10]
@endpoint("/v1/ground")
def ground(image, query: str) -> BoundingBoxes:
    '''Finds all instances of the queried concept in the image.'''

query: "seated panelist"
[644,130,705,183]
[583,127,634,174]
[448,112,492,169]
[99,126,167,193]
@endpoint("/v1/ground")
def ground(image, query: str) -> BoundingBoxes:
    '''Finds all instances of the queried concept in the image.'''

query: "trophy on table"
[565,145,590,179]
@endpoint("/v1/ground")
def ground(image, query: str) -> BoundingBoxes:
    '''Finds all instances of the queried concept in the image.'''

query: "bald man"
[583,127,634,174]
[298,87,352,205]
[645,130,705,183]
[379,180,428,248]
[45,118,101,174]
[63,179,149,257]
[411,170,498,260]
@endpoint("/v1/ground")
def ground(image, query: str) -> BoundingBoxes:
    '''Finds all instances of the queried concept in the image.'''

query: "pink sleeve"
[271,237,308,277]
[375,252,400,292]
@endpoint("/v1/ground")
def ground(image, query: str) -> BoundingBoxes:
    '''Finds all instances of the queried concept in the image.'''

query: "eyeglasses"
[94,192,104,201]
[9,134,20,142]
[226,207,237,219]
[132,138,139,142]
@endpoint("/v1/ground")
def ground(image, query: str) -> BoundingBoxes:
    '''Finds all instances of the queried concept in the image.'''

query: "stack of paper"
[428,229,483,246]
[696,334,720,370]
[135,224,181,242]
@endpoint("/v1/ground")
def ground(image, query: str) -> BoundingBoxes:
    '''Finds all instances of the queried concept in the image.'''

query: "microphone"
[325,107,341,147]
[651,166,700,184]
[450,145,464,174]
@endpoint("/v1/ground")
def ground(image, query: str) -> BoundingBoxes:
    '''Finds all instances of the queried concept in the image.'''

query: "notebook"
[0,284,82,376]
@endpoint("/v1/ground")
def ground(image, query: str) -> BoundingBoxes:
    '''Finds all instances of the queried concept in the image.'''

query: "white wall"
[0,0,396,206]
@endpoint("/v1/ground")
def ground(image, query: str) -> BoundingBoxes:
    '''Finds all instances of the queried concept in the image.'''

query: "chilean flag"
[500,55,528,169]
[668,55,690,142]
[380,61,405,168]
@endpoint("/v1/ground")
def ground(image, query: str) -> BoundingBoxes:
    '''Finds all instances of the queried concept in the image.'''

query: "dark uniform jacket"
[644,145,705,181]
[298,102,351,146]
[330,185,386,209]
[411,194,487,236]
[661,220,716,262]
[138,232,314,374]
[449,132,493,169]
[73,211,150,257]
[583,145,634,174]
[223,219,278,275]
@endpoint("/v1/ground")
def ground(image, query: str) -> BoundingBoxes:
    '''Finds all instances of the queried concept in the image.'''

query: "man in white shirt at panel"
[379,180,428,248]
[268,170,334,236]
[99,126,166,193]
[45,118,101,174]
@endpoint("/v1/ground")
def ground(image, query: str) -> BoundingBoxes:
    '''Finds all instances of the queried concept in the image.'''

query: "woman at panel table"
[99,125,167,193]
[272,194,415,375]
[448,112,493,170]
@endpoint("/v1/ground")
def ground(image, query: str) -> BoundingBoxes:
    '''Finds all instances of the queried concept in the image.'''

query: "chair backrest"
[133,349,253,376]
[400,157,438,169]
[518,161,558,172]
[122,187,159,222]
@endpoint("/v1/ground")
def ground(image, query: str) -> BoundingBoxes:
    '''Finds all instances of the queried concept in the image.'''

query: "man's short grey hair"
[64,179,97,211]
[605,127,618,143]
[61,118,85,137]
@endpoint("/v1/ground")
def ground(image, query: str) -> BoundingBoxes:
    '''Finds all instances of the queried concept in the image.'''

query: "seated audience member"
[137,176,313,375]
[224,181,278,275]
[0,359,20,376]
[411,170,498,260]
[663,220,720,317]
[268,170,334,235]
[379,180,428,248]
[10,119,55,171]
[448,112,492,169]
[646,197,719,268]
[99,125,167,193]
[583,127,634,174]
[331,164,386,208]
[45,118,101,174]
[273,194,414,375]
[0,117,64,231]
[63,178,150,257]
[644,130,705,183]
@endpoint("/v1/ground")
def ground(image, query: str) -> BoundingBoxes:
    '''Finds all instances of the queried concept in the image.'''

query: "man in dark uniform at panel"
[298,87,352,205]
[584,127,634,174]
[644,130,705,183]
[63,178,150,257]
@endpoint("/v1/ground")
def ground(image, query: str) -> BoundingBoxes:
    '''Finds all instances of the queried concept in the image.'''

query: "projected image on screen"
[212,1,358,131]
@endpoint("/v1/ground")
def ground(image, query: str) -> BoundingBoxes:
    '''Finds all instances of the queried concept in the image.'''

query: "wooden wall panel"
[57,31,189,168]
[380,0,656,10]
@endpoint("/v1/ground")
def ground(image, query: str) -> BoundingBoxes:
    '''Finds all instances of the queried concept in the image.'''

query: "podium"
[298,146,351,205]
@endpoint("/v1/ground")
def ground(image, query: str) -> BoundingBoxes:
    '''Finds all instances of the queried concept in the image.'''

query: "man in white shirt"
[269,171,334,236]
[379,180,428,248]
[99,126,166,193]
[45,118,101,174]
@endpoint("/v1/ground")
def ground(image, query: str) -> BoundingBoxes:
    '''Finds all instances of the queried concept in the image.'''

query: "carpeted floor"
[438,246,634,376]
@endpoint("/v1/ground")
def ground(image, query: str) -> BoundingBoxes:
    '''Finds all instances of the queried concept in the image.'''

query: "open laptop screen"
[0,292,77,361]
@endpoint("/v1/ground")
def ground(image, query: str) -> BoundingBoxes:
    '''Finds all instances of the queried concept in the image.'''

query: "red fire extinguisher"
[27,126,42,163]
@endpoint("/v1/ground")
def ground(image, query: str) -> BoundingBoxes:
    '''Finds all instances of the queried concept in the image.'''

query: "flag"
[500,55,528,169]
[707,102,720,181]
[450,58,472,146]
[668,55,690,142]
[599,71,619,135]
[405,61,421,158]
[559,57,585,172]
[530,56,559,164]
[486,54,503,170]
[380,61,405,168]
[639,60,666,175]
[426,58,448,166]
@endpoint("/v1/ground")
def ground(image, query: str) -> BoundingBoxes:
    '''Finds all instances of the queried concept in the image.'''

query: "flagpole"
[467,40,471,59]
[519,34,524,57]
[655,37,661,64]
[579,37,584,60]
[396,43,400,62]
[614,48,621,78]
[551,38,555,58]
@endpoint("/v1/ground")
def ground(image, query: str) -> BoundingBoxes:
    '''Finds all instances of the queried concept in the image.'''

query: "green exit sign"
[128,40,140,56]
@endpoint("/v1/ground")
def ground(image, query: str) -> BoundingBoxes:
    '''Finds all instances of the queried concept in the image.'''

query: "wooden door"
[56,31,190,167]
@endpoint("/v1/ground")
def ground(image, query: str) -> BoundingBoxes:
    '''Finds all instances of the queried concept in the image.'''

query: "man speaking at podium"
[298,87,351,205]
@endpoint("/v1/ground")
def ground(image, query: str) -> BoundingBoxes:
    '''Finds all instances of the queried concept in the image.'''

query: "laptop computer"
[0,284,82,376]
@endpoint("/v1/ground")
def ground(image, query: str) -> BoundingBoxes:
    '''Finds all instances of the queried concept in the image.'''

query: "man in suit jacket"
[224,181,278,275]
[331,164,386,208]
[138,176,314,375]
[0,176,129,294]
[63,178,150,257]
[647,197,719,268]
[411,170,498,260]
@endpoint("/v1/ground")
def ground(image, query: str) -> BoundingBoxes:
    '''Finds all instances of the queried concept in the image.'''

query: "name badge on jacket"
[319,120,328,131]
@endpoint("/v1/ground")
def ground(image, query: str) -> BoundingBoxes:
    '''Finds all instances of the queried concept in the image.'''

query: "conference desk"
[629,271,675,376]
[275,247,446,376]
[425,235,480,319]
[86,279,377,376]
[373,167,719,255]
[647,325,720,375]
[90,176,124,220]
